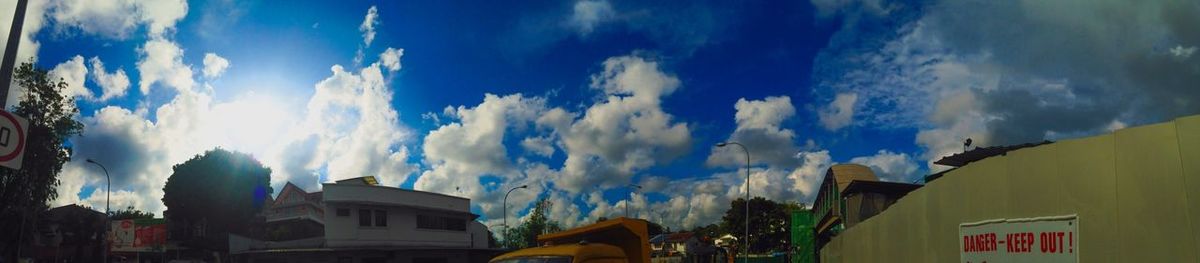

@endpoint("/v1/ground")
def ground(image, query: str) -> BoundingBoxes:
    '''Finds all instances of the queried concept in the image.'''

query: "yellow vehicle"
[490,218,650,263]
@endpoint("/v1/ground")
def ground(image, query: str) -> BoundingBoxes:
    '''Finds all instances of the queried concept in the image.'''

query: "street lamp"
[717,142,750,259]
[503,185,528,232]
[625,184,642,218]
[86,159,110,263]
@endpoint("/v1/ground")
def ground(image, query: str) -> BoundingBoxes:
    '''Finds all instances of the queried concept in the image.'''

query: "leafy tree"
[646,220,666,237]
[500,198,563,249]
[0,61,85,258]
[719,197,789,253]
[110,205,155,220]
[161,148,272,250]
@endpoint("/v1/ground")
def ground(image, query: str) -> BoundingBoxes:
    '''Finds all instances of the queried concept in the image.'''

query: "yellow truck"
[490,218,651,263]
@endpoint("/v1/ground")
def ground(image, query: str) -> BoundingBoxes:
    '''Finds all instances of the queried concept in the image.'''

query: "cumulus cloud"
[569,0,616,36]
[90,57,131,101]
[818,92,857,131]
[137,38,195,94]
[707,96,803,169]
[379,47,403,72]
[558,54,691,192]
[849,150,919,182]
[415,94,550,219]
[202,53,230,79]
[49,55,92,99]
[47,0,187,38]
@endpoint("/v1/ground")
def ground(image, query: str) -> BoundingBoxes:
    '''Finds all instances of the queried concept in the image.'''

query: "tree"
[0,61,85,259]
[161,148,272,250]
[719,197,789,253]
[110,205,155,220]
[500,198,563,249]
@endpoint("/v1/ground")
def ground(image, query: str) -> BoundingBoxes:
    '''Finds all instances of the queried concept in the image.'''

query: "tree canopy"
[161,148,272,244]
[500,198,563,249]
[110,205,155,220]
[719,197,791,253]
[0,61,85,258]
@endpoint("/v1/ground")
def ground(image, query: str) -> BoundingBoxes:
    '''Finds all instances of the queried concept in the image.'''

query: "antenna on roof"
[963,138,973,152]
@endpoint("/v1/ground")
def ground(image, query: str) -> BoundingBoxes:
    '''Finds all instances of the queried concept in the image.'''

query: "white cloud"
[202,53,230,79]
[415,93,549,218]
[49,55,92,99]
[814,0,1200,171]
[521,136,556,157]
[380,47,403,72]
[137,38,195,94]
[47,0,187,38]
[707,96,801,168]
[818,92,857,130]
[359,6,379,46]
[1170,45,1196,59]
[558,54,691,192]
[278,62,416,189]
[569,0,616,36]
[849,150,919,182]
[90,57,131,101]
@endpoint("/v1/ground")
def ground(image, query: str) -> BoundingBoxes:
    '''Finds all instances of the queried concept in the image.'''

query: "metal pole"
[0,0,30,106]
[717,142,750,261]
[502,185,527,246]
[87,159,110,263]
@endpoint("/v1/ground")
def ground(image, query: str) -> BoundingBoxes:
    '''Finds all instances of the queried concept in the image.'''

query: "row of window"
[416,214,467,231]
[334,208,466,231]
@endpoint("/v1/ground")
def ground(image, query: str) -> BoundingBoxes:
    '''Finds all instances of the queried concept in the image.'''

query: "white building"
[231,176,498,263]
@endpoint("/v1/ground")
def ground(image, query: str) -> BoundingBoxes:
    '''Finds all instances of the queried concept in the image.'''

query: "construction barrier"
[820,114,1200,262]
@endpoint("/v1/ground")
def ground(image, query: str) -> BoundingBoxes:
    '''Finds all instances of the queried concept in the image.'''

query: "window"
[336,208,349,217]
[416,214,467,231]
[374,209,387,227]
[359,209,372,227]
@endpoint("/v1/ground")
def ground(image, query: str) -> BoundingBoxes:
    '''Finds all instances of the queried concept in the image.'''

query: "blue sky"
[4,0,1198,229]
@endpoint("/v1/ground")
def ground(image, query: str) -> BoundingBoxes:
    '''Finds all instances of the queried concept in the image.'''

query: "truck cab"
[490,218,650,263]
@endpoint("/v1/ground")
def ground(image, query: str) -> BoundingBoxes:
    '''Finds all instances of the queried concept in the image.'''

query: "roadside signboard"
[0,110,28,169]
[110,218,168,252]
[960,215,1078,263]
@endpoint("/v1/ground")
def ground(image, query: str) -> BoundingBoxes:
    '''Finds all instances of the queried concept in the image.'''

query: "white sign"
[960,215,1078,263]
[0,110,28,169]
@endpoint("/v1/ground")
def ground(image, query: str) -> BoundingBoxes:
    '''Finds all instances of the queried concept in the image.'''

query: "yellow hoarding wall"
[819,115,1200,262]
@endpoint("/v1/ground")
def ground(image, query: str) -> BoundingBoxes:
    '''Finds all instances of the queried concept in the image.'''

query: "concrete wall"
[820,114,1200,262]
[324,204,476,248]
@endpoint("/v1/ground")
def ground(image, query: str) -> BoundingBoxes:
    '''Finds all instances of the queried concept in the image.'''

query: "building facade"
[231,176,498,263]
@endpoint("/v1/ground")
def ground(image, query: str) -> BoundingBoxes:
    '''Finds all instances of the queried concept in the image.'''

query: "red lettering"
[1056,232,1065,254]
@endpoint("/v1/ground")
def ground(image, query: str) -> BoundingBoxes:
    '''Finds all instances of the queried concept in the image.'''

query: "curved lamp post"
[717,142,750,259]
[626,184,642,218]
[503,185,528,232]
[86,159,110,263]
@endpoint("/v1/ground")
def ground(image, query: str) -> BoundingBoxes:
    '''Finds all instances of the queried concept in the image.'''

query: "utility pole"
[1,0,30,106]
[4,2,29,261]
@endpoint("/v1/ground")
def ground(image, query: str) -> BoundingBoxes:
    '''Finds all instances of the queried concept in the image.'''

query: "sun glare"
[212,95,294,156]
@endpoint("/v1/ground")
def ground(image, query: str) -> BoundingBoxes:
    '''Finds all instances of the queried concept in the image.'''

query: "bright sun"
[211,95,293,156]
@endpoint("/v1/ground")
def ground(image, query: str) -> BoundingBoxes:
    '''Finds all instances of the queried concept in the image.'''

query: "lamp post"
[503,185,528,233]
[717,142,750,259]
[626,184,642,218]
[86,159,110,263]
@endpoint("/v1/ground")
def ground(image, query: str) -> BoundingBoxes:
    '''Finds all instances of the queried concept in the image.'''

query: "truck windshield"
[492,256,572,263]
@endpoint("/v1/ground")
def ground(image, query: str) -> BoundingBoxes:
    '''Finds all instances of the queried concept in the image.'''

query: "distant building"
[812,164,920,250]
[262,182,325,241]
[28,204,106,262]
[231,176,499,263]
[650,232,696,256]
